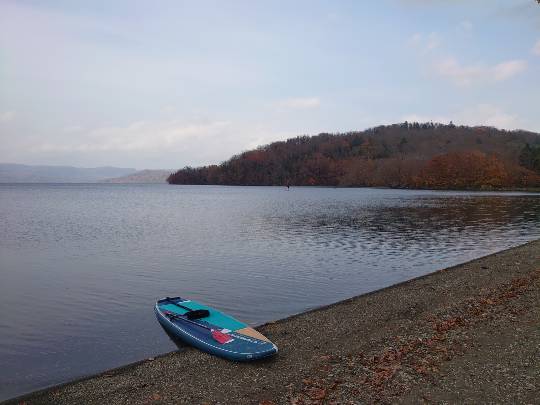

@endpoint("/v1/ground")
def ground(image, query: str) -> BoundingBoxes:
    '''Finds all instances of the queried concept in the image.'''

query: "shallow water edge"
[5,238,539,404]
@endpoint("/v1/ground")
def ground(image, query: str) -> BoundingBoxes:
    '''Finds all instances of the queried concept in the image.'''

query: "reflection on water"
[0,184,538,400]
[266,196,539,266]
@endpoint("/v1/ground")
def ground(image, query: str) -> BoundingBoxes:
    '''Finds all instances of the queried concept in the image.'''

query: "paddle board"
[155,296,278,361]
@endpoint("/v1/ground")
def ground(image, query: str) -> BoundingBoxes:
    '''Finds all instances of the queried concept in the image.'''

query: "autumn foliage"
[168,122,540,190]
[415,151,516,189]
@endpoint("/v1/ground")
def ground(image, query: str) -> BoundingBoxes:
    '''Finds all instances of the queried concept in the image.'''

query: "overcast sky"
[1,0,539,169]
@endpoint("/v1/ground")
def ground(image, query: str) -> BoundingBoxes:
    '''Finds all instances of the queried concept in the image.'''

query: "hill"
[168,123,540,190]
[0,164,136,183]
[101,169,172,183]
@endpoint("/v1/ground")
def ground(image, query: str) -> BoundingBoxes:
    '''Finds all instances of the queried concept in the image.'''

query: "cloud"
[425,33,441,51]
[457,20,473,34]
[403,104,520,130]
[533,39,540,55]
[458,104,518,129]
[397,0,473,5]
[407,28,527,87]
[408,32,441,52]
[19,117,303,168]
[276,97,321,109]
[409,33,422,44]
[491,60,528,80]
[63,125,84,133]
[0,111,15,123]
[434,57,527,86]
[37,120,232,153]
[434,58,482,86]
[327,12,340,22]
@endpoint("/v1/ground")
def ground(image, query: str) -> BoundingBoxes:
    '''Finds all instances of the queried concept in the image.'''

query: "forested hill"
[168,123,540,190]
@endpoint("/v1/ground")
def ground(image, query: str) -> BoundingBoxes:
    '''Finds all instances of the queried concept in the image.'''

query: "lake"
[0,184,539,400]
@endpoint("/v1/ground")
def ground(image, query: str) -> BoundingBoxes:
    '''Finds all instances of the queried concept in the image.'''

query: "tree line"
[168,122,540,190]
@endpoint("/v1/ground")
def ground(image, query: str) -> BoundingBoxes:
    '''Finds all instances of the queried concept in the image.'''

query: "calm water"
[0,184,539,400]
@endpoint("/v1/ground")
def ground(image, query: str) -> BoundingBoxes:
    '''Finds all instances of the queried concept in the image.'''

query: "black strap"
[172,302,193,312]
[165,297,210,320]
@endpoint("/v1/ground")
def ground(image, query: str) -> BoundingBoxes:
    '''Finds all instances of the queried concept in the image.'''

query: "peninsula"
[168,123,540,190]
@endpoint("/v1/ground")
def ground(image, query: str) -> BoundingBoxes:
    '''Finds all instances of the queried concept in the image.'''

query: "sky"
[1,0,539,170]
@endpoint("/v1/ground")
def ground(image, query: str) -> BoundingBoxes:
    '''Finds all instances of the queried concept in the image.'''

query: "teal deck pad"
[160,301,246,331]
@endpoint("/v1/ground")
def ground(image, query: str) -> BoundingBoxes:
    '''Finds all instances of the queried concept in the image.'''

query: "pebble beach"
[6,240,539,405]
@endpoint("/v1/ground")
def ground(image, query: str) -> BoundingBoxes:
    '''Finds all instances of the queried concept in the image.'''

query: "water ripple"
[0,184,539,400]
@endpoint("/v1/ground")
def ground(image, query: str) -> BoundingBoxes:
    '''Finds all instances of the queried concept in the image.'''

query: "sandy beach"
[6,239,539,405]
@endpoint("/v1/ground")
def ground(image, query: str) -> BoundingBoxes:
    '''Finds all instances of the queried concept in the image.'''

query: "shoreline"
[166,183,540,193]
[4,240,539,404]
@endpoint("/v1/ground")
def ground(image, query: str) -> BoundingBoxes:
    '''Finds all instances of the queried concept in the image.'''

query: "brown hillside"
[168,122,540,190]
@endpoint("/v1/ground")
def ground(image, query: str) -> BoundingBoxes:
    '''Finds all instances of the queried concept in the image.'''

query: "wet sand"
[5,240,539,404]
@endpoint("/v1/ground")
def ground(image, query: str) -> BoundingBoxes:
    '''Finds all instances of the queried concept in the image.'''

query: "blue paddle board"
[155,296,278,361]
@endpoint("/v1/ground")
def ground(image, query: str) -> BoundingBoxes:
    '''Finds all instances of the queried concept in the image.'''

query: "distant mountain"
[168,123,540,190]
[101,169,172,183]
[0,164,137,183]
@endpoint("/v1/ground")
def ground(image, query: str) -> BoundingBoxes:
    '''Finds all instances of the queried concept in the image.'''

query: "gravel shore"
[6,240,539,405]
